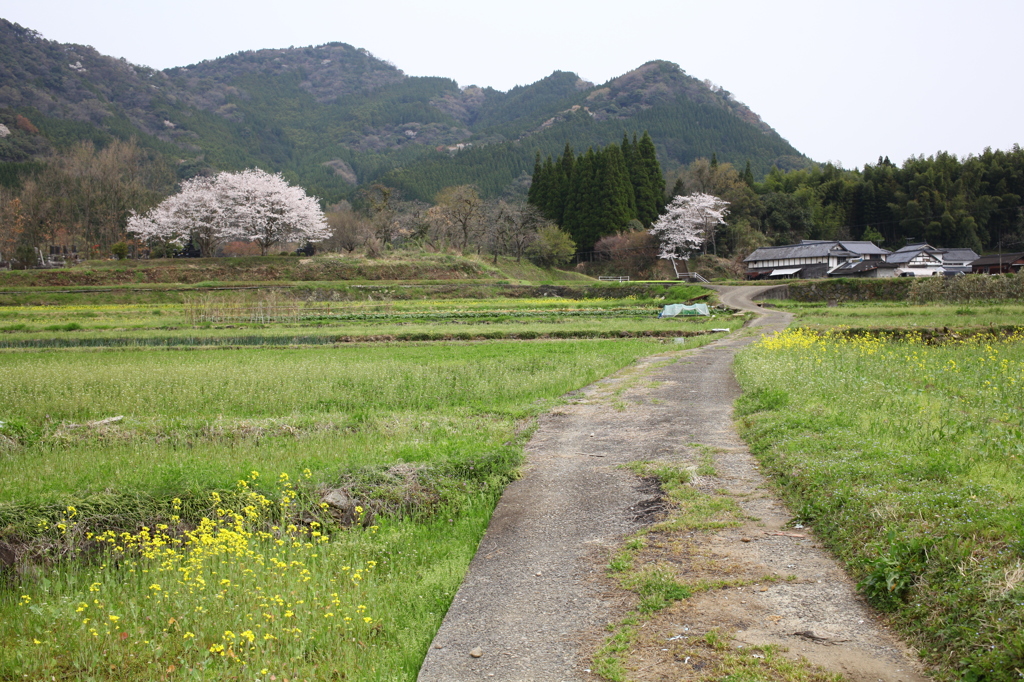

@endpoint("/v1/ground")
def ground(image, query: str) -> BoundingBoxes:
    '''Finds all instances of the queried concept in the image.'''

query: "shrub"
[527,225,575,268]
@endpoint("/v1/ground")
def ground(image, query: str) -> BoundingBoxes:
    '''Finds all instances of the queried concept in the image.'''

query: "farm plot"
[0,331,700,681]
[734,328,1024,680]
[0,294,739,349]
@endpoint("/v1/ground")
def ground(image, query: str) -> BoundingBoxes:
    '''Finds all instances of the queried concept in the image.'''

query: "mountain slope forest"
[1,17,1021,267]
[0,18,805,207]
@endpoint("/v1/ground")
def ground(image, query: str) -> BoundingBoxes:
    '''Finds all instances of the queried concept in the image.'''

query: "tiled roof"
[743,240,889,263]
[893,242,940,254]
[942,248,980,263]
[887,249,943,264]
[971,252,1024,266]
[829,260,899,275]
[837,241,891,255]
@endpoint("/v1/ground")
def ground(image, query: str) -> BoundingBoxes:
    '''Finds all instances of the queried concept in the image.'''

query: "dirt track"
[418,286,930,682]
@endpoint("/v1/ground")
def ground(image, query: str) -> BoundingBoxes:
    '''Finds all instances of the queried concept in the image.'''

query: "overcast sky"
[4,0,1021,170]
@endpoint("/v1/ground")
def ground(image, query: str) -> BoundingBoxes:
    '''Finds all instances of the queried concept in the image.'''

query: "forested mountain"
[0,18,806,204]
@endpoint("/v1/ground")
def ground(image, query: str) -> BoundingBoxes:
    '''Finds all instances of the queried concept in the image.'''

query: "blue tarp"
[658,303,710,318]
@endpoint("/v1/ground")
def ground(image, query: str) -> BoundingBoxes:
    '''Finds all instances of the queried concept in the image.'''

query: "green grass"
[765,300,1024,330]
[0,340,663,502]
[734,328,1024,680]
[0,283,725,680]
[0,334,666,681]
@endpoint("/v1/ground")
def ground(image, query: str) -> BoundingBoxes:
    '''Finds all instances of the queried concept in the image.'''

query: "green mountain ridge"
[0,18,808,203]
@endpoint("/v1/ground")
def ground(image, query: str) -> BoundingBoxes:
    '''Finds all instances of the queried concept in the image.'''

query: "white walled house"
[887,243,978,277]
[743,240,891,279]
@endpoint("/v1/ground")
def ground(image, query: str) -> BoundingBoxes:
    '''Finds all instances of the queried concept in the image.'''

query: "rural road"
[418,286,929,682]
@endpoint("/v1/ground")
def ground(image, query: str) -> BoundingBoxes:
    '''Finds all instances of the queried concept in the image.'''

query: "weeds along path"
[418,287,925,682]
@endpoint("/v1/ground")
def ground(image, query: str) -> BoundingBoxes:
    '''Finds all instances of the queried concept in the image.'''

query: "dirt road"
[418,286,929,682]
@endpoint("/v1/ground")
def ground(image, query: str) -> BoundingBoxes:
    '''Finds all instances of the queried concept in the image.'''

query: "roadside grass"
[593,461,830,681]
[764,300,1024,330]
[734,328,1024,680]
[1,487,492,681]
[0,337,666,680]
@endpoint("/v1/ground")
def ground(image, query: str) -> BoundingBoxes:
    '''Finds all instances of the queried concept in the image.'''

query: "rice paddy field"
[0,283,725,681]
[735,304,1024,681]
[0,289,739,349]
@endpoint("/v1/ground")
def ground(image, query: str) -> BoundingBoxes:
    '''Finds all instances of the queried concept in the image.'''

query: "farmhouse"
[743,240,891,279]
[942,247,982,274]
[826,259,901,278]
[971,252,1024,274]
[886,243,946,277]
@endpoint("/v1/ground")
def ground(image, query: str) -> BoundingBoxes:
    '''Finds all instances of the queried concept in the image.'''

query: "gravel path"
[418,286,929,682]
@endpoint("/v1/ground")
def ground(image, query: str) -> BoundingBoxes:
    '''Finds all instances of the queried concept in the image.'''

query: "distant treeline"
[748,147,1024,254]
[617,145,1024,261]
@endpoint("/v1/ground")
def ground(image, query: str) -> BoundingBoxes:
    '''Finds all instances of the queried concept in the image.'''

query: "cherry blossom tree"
[648,192,730,259]
[128,169,330,256]
[217,169,330,255]
[128,176,229,256]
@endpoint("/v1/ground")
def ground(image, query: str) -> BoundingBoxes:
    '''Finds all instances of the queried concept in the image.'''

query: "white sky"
[4,0,1021,170]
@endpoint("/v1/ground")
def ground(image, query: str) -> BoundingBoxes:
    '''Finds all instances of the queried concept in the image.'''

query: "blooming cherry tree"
[217,169,331,255]
[648,192,730,259]
[128,169,330,256]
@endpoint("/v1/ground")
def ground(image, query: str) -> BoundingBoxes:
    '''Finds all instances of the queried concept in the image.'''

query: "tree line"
[558,144,1024,280]
[3,128,1021,273]
[527,133,665,251]
[0,139,172,264]
[665,146,1024,262]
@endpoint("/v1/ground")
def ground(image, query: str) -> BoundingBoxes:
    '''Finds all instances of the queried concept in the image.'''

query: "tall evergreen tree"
[555,144,575,224]
[527,152,543,207]
[635,132,665,225]
[596,144,636,238]
[670,177,685,200]
[559,143,576,185]
[742,160,755,187]
[562,148,598,249]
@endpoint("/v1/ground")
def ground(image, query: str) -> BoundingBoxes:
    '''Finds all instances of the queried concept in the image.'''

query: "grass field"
[765,299,1024,330]
[0,280,726,681]
[735,319,1024,679]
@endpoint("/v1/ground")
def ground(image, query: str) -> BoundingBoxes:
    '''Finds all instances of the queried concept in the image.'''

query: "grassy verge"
[734,328,1024,680]
[764,300,1024,330]
[0,338,665,680]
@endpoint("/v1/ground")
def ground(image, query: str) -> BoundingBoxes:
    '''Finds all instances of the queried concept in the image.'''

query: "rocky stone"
[320,488,372,527]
